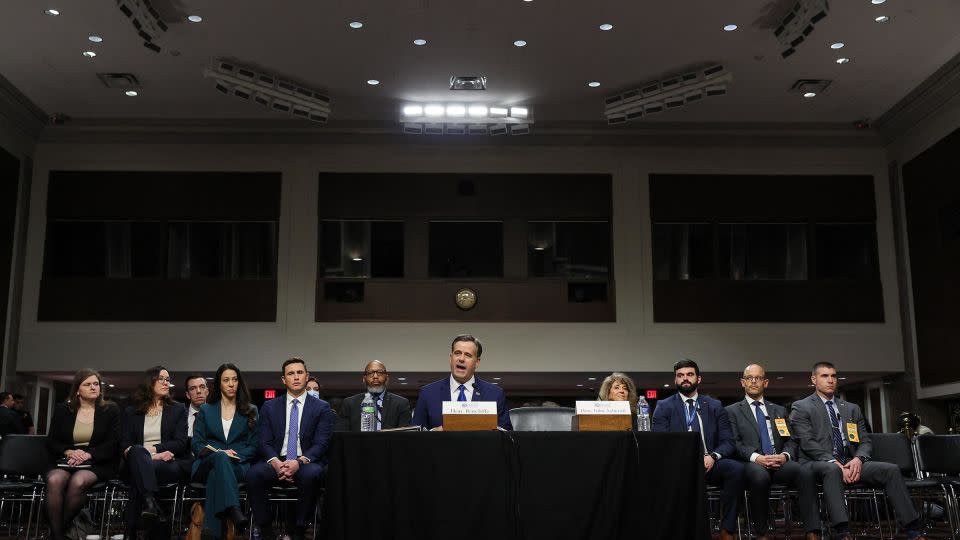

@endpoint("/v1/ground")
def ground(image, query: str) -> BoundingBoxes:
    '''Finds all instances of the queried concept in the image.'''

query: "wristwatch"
[709,452,721,461]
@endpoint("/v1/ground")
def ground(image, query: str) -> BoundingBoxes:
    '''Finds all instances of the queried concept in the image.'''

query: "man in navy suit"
[246,358,336,540]
[411,334,512,430]
[652,359,744,540]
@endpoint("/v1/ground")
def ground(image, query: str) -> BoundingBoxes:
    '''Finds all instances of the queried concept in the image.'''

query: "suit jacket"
[0,406,25,436]
[790,392,871,463]
[411,377,512,430]
[191,401,259,476]
[120,402,189,458]
[652,392,735,458]
[257,393,335,464]
[725,398,798,462]
[336,391,411,432]
[47,402,121,479]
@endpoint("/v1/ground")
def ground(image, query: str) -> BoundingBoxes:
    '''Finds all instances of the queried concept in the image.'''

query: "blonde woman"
[598,372,639,430]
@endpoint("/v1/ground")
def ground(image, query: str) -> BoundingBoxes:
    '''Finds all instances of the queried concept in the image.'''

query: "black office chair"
[869,433,946,536]
[915,434,960,539]
[508,407,575,431]
[0,435,51,539]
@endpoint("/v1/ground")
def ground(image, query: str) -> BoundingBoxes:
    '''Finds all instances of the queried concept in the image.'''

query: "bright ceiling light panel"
[400,103,533,135]
[116,0,169,52]
[775,0,829,58]
[203,58,332,123]
[603,64,733,124]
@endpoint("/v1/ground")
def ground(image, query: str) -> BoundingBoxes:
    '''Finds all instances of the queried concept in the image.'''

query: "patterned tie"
[826,400,846,464]
[686,399,698,431]
[286,398,300,460]
[457,384,467,402]
[754,401,775,455]
[371,392,383,430]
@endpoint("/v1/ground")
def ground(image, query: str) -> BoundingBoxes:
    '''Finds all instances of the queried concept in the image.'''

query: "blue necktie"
[826,400,846,464]
[753,401,774,455]
[286,398,299,460]
[686,399,699,431]
[457,384,467,402]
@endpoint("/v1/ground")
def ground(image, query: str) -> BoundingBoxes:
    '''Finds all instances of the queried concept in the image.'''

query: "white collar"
[286,392,306,406]
[450,375,475,391]
[746,396,766,407]
[681,392,699,402]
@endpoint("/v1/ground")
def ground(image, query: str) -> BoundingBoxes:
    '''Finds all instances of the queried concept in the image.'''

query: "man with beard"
[336,360,411,431]
[652,359,743,540]
[726,364,821,540]
[411,334,512,430]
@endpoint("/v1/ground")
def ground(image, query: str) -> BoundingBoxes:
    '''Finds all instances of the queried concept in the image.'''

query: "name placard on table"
[572,400,632,431]
[575,400,631,415]
[442,401,498,431]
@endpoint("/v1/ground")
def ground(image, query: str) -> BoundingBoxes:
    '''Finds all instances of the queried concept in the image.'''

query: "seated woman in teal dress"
[191,363,259,538]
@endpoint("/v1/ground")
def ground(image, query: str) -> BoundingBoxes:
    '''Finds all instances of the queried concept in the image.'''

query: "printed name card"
[575,401,631,415]
[442,401,498,415]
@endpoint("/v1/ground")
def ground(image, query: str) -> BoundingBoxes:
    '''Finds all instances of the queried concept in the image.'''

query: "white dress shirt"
[187,405,201,437]
[745,396,790,463]
[449,376,475,402]
[279,392,306,459]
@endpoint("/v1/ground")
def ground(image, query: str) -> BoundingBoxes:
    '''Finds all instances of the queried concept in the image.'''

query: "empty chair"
[508,407,575,431]
[916,435,960,538]
[0,435,52,539]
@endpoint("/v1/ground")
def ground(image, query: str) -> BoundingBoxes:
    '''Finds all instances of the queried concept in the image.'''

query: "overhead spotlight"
[203,58,332,123]
[403,104,423,117]
[468,105,488,117]
[400,102,533,136]
[874,15,889,23]
[775,0,829,58]
[413,38,427,46]
[44,8,60,16]
[603,64,733,124]
[116,0,169,53]
[790,78,832,98]
[187,15,202,22]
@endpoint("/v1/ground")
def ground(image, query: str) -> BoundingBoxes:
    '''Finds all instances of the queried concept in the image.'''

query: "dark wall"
[902,127,960,388]
[0,147,19,363]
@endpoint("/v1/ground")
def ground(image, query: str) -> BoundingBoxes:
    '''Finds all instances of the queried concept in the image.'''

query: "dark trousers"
[744,460,821,533]
[193,452,246,537]
[123,446,187,528]
[706,458,745,533]
[808,460,920,528]
[245,461,325,528]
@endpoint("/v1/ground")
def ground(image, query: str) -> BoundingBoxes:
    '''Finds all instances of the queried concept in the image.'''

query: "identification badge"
[774,418,791,436]
[846,422,860,443]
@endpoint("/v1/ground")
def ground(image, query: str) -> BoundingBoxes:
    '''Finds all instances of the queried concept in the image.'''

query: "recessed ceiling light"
[125,90,138,97]
[413,38,427,46]
[599,23,613,31]
[587,377,597,381]
[493,377,501,380]
[830,42,845,49]
[82,51,97,58]
[44,8,60,16]
[663,384,670,388]
[839,377,847,380]
[403,105,423,116]
[401,382,408,385]
[349,21,363,29]
[108,384,115,388]
[187,15,202,23]
[397,377,406,381]
[576,384,583,387]
[871,0,885,4]
[874,15,890,23]
[803,92,817,98]
[836,57,850,64]
[446,104,466,117]
[723,24,738,31]
[776,376,784,380]
[467,105,488,117]
[88,35,103,43]
[351,257,363,261]
[523,0,533,2]
[424,104,444,117]
[513,39,527,47]
[588,81,600,88]
[366,79,380,85]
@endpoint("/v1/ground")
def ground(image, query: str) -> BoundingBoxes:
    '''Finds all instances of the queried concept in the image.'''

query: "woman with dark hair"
[191,363,259,538]
[119,365,189,535]
[305,377,321,399]
[45,369,121,540]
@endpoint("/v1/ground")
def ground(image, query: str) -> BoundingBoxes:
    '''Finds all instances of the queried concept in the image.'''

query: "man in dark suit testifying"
[652,359,743,540]
[336,360,411,431]
[726,364,820,540]
[245,358,336,540]
[411,334,512,430]
[791,362,926,540]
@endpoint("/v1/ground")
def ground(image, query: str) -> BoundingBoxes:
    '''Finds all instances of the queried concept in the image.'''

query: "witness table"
[323,431,710,540]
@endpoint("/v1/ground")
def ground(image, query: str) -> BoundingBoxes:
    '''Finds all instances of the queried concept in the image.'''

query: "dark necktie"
[753,401,775,455]
[286,398,300,460]
[371,392,383,430]
[686,399,698,431]
[826,400,846,464]
[457,384,467,402]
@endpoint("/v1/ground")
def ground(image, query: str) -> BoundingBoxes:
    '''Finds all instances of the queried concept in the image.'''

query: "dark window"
[718,224,807,280]
[815,224,878,280]
[168,222,276,279]
[47,221,106,277]
[320,220,404,278]
[429,221,503,278]
[652,223,713,280]
[528,221,610,279]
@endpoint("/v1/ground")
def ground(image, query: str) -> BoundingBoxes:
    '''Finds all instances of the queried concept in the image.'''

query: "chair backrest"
[0,434,51,477]
[868,433,914,477]
[509,407,575,431]
[916,434,960,476]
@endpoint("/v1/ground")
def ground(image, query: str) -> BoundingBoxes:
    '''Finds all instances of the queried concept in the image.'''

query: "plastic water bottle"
[360,392,376,432]
[636,397,651,431]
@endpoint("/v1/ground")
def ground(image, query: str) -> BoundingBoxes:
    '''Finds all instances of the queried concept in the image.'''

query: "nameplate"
[575,401,631,415]
[442,401,497,415]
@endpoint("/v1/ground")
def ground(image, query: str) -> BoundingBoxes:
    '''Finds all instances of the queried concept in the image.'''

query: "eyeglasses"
[741,376,767,383]
[364,370,387,377]
[157,377,171,384]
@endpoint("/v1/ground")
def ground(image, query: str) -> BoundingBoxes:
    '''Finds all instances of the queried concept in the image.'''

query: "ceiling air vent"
[97,73,142,89]
[449,76,486,90]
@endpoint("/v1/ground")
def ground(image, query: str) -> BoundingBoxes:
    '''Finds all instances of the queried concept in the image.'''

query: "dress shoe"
[225,505,249,533]
[719,529,735,540]
[140,495,161,525]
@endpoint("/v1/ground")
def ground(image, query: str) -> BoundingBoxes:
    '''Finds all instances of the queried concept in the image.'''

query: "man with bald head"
[336,360,411,431]
[726,364,821,540]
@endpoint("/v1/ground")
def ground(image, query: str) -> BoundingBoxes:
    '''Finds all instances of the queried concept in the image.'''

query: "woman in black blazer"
[120,365,189,535]
[45,368,121,540]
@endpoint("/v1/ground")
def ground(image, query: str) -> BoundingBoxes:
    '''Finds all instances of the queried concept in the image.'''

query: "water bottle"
[360,392,376,432]
[636,397,651,431]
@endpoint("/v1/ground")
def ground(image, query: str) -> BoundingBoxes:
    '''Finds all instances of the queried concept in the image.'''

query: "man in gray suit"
[791,362,926,540]
[726,364,821,540]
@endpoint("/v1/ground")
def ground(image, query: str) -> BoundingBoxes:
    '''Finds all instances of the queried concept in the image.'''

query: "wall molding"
[876,51,960,144]
[0,74,47,148]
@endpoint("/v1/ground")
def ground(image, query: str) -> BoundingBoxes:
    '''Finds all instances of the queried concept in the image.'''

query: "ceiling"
[3,0,960,128]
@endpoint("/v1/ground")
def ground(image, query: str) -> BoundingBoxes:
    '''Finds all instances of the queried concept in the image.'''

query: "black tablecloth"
[324,431,710,540]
